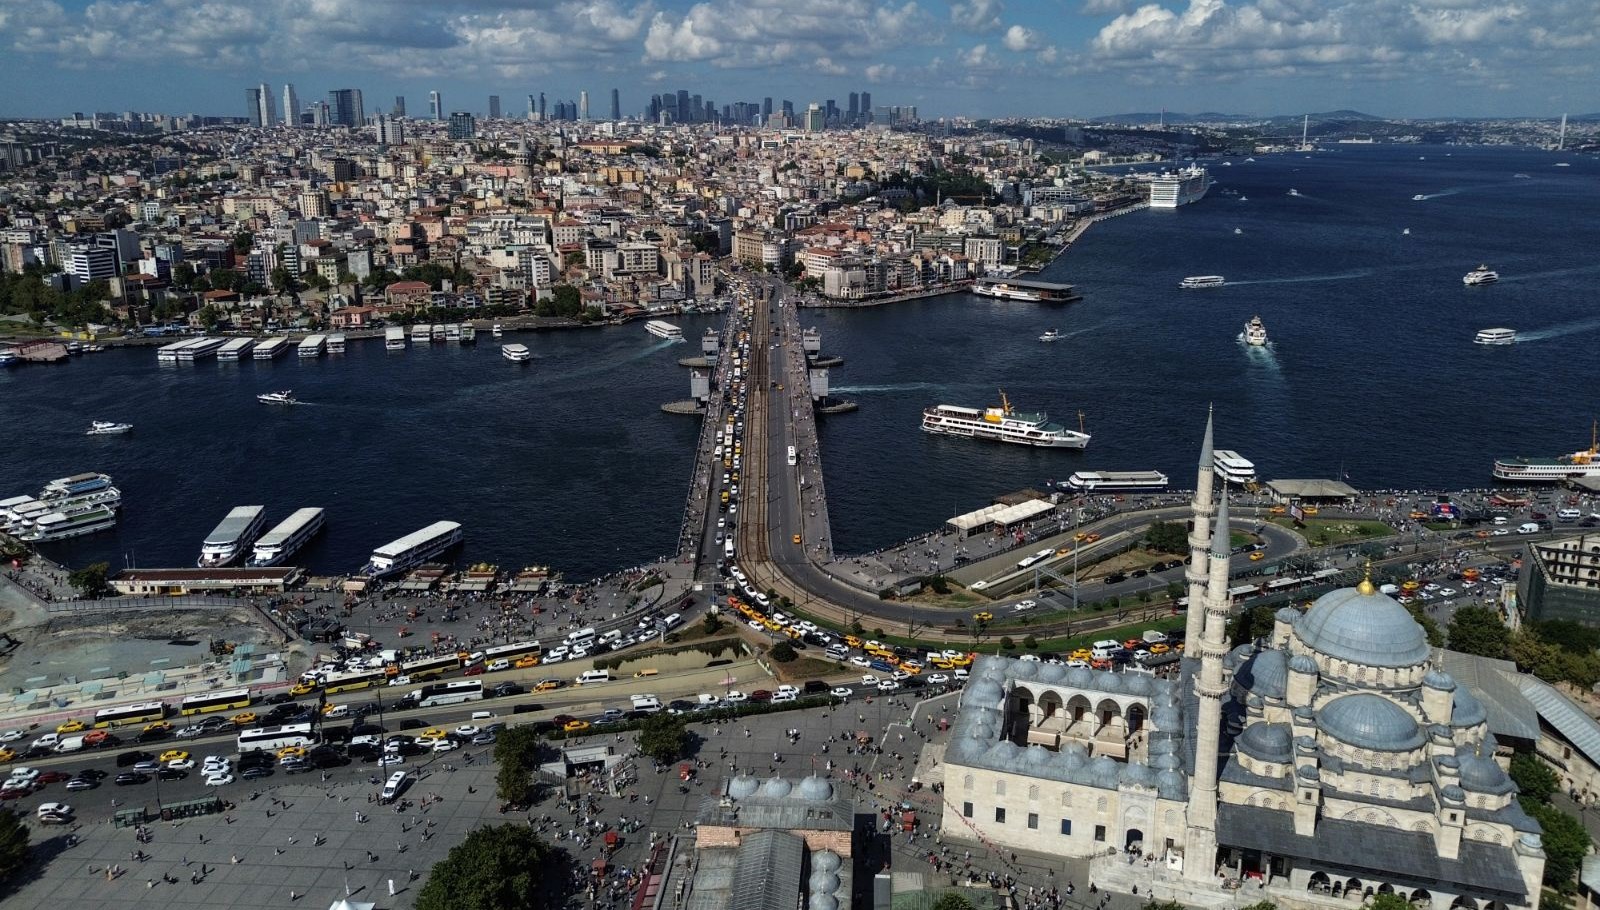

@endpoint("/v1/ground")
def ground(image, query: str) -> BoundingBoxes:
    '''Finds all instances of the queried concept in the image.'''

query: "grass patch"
[772,657,840,682]
[905,588,989,609]
[1271,517,1394,547]
[782,601,1185,655]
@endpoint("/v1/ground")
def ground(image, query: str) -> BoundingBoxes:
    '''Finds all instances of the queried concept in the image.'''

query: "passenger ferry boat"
[86,421,133,436]
[297,335,326,358]
[445,324,462,342]
[248,507,326,567]
[460,324,477,344]
[492,324,504,339]
[327,333,347,353]
[19,504,118,542]
[430,325,446,342]
[922,390,1090,449]
[1063,471,1169,493]
[1213,450,1258,484]
[1474,328,1517,345]
[645,320,685,341]
[973,278,1083,303]
[216,338,254,361]
[1463,265,1499,286]
[502,344,532,362]
[1179,276,1226,290]
[198,505,268,567]
[253,337,290,359]
[409,324,431,344]
[1148,165,1211,208]
[1243,315,1269,346]
[1493,424,1600,483]
[363,520,464,578]
[385,326,406,350]
[41,472,116,501]
[258,390,297,405]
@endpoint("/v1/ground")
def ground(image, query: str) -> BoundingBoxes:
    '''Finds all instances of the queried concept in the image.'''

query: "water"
[0,318,722,579]
[815,145,1600,554]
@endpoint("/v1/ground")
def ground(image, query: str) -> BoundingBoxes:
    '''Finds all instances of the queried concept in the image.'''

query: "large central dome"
[1295,583,1431,669]
[1316,694,1425,751]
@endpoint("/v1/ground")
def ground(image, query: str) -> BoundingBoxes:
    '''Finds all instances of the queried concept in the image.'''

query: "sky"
[0,0,1593,121]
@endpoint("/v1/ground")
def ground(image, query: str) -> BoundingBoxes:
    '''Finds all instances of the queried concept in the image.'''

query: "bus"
[391,653,462,681]
[93,702,168,729]
[1017,548,1056,570]
[787,445,797,467]
[409,680,484,709]
[480,641,542,666]
[179,688,253,716]
[321,668,388,694]
[237,722,319,752]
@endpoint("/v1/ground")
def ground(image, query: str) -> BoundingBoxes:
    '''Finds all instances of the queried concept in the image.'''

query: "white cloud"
[1002,24,1039,51]
[643,9,724,62]
[949,0,1002,30]
[865,62,899,81]
[1410,4,1524,43]
[641,0,935,69]
[961,43,990,66]
[1079,0,1133,13]
[1036,44,1060,63]
[814,55,849,75]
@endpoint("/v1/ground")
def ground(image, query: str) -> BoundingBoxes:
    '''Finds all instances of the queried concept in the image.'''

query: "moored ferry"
[216,337,254,361]
[922,390,1090,449]
[973,277,1083,303]
[1493,425,1600,483]
[198,505,268,567]
[327,333,347,353]
[248,507,326,567]
[385,326,406,350]
[363,521,464,578]
[19,505,118,542]
[460,324,477,344]
[645,320,685,341]
[253,337,290,359]
[1063,470,1169,493]
[41,472,116,500]
[1213,449,1258,484]
[410,324,431,344]
[297,334,327,358]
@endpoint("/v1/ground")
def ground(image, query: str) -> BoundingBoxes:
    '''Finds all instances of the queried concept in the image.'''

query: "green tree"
[1403,602,1444,647]
[1142,901,1187,910]
[0,808,30,885]
[68,562,112,598]
[491,726,544,806]
[1145,521,1189,554]
[636,713,689,764]
[1367,895,1410,910]
[306,273,331,291]
[769,640,797,663]
[1523,802,1590,892]
[1448,607,1512,659]
[1509,753,1558,804]
[999,636,1016,651]
[209,268,240,292]
[931,893,976,910]
[1022,635,1038,650]
[415,824,570,910]
[1239,902,1278,910]
[270,266,294,293]
[171,261,195,288]
[197,304,221,329]
[702,613,725,634]
[232,231,254,253]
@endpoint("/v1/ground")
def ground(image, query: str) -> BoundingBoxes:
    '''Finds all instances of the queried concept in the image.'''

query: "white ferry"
[177,337,227,361]
[1148,165,1211,208]
[385,326,406,350]
[492,324,504,339]
[645,320,685,341]
[409,324,431,344]
[1412,194,1427,201]
[1243,315,1269,346]
[445,324,462,342]
[216,337,254,361]
[502,343,533,363]
[297,335,326,358]
[1474,328,1517,345]
[198,505,268,567]
[19,505,118,542]
[363,521,464,578]
[1180,276,1226,290]
[86,421,132,436]
[41,472,116,501]
[973,277,1083,303]
[1463,265,1499,286]
[460,324,477,344]
[1213,450,1258,484]
[248,507,326,567]
[1064,471,1169,493]
[327,333,347,353]
[1493,424,1600,483]
[922,390,1090,449]
[253,337,290,359]
[430,325,446,343]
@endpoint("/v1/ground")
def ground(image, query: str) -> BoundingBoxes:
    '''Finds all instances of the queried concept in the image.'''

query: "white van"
[630,694,662,713]
[380,771,409,804]
[1557,508,1582,522]
[724,539,736,560]
[53,735,86,754]
[566,627,597,645]
[599,629,622,644]
[661,612,684,629]
[1517,522,1540,534]
[575,669,611,685]
[1492,515,1509,525]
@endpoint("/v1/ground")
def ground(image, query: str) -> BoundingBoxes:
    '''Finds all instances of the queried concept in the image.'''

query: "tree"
[999,636,1016,650]
[171,261,196,288]
[1022,635,1039,650]
[306,273,331,291]
[1448,607,1512,659]
[1509,753,1558,804]
[1368,896,1410,910]
[636,713,689,764]
[769,640,797,663]
[270,266,294,293]
[231,231,254,253]
[1523,801,1591,891]
[931,893,976,910]
[68,562,112,599]
[415,824,571,910]
[0,808,30,885]
[492,726,544,806]
[197,304,221,330]
[1403,602,1444,647]
[1239,902,1277,910]
[1145,521,1189,554]
[702,613,725,635]
[1142,901,1187,910]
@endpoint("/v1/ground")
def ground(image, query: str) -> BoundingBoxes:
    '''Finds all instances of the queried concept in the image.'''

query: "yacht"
[86,421,133,436]
[921,390,1090,449]
[1474,328,1517,345]
[363,520,464,578]
[1287,188,1301,197]
[1243,315,1269,346]
[248,507,326,567]
[1180,276,1227,290]
[1038,329,1063,343]
[1412,194,1427,201]
[1233,228,1243,235]
[1463,265,1499,286]
[258,390,298,405]
[1493,424,1600,483]
[1403,228,1411,235]
[502,343,533,362]
[1213,450,1258,484]
[198,505,268,567]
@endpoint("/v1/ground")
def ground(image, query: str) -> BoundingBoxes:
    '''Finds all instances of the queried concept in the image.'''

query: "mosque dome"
[1288,654,1319,675]
[1452,688,1488,727]
[1423,670,1457,691]
[1119,762,1157,788]
[965,679,1005,707]
[759,777,792,798]
[1316,694,1425,751]
[1236,722,1294,762]
[1039,663,1067,684]
[1011,659,1039,680]
[728,776,761,799]
[814,851,842,873]
[1296,575,1431,669]
[809,895,839,910]
[798,775,834,801]
[1275,606,1300,625]
[1156,769,1188,799]
[1458,754,1517,795]
[808,871,840,895]
[1090,756,1121,788]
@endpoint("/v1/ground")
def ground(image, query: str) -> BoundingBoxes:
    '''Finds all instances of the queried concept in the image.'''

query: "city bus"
[321,668,388,694]
[179,688,253,716]
[93,701,168,728]
[479,641,542,666]
[1016,548,1056,570]
[237,722,319,752]
[409,680,484,709]
[787,445,797,467]
[389,653,462,681]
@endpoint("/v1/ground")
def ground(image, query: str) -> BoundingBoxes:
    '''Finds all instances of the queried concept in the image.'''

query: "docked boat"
[19,504,118,542]
[1038,330,1063,343]
[216,338,254,361]
[502,344,532,363]
[410,324,431,344]
[460,324,477,344]
[248,507,326,567]
[1063,471,1169,493]
[41,472,116,501]
[385,326,406,350]
[1493,424,1600,483]
[253,337,290,360]
[86,421,132,436]
[0,348,17,366]
[1180,276,1226,290]
[258,390,297,405]
[1148,165,1211,208]
[198,505,268,567]
[176,337,226,361]
[327,333,347,353]
[297,334,326,358]
[491,324,504,339]
[1474,328,1517,345]
[430,325,446,342]
[362,520,464,578]
[645,320,684,341]
[922,390,1090,449]
[445,324,462,342]
[1213,450,1257,484]
[973,277,1083,303]
[1463,265,1499,286]
[1243,315,1269,346]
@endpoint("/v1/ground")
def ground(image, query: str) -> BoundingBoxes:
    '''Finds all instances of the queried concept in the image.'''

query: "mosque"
[940,411,1546,910]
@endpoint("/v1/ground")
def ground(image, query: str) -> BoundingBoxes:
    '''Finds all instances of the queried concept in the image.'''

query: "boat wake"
[1516,317,1600,343]
[1224,269,1371,287]
[828,382,943,394]
[1497,263,1600,284]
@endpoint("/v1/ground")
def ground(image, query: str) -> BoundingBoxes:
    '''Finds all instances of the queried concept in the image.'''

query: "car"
[289,682,318,697]
[514,655,540,669]
[237,752,274,769]
[877,680,901,692]
[377,754,406,768]
[928,673,950,684]
[1249,551,1265,561]
[203,773,236,787]
[454,725,480,738]
[0,731,22,743]
[1013,600,1037,612]
[36,770,72,784]
[132,759,161,773]
[492,682,526,697]
[143,721,173,735]
[281,759,312,774]
[953,669,969,680]
[159,749,190,763]
[30,733,60,751]
[166,757,196,771]
[749,690,773,702]
[724,691,749,703]
[472,731,497,745]
[861,674,880,686]
[56,719,86,734]
[417,727,449,742]
[562,720,591,733]
[65,777,99,791]
[116,750,153,767]
[74,768,108,781]
[114,772,151,786]
[276,746,308,761]
[972,611,994,623]
[158,767,189,781]
[792,534,802,544]
[464,665,486,676]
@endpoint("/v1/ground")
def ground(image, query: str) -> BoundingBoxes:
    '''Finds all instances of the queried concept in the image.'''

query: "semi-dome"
[1236,722,1294,762]
[1458,754,1516,795]
[1288,654,1319,674]
[1423,669,1457,691]
[728,775,761,799]
[759,777,793,798]
[1296,580,1431,669]
[1316,694,1425,751]
[1276,606,1300,625]
[1452,688,1488,727]
[798,775,834,801]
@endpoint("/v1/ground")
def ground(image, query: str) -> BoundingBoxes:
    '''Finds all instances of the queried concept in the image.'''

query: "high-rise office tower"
[825,99,837,124]
[375,114,405,146]
[848,92,859,122]
[578,90,589,121]
[246,86,265,127]
[609,88,620,121]
[538,93,546,120]
[429,90,442,120]
[328,89,364,127]
[860,91,871,121]
[781,99,794,117]
[281,84,299,128]
[488,95,501,119]
[528,94,537,119]
[251,83,276,127]
[310,101,330,127]
[447,112,476,140]
[676,90,690,122]
[803,103,825,133]
[393,95,406,117]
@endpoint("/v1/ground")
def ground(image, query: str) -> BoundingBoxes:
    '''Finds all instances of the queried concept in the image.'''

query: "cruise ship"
[1148,165,1211,208]
[973,277,1083,303]
[363,521,464,578]
[248,507,326,567]
[198,505,268,568]
[922,390,1090,449]
[1180,276,1226,290]
[385,326,406,350]
[1213,450,1258,484]
[645,320,685,341]
[1463,265,1499,286]
[1493,425,1600,483]
[19,505,118,542]
[1063,470,1169,493]
[1475,328,1517,345]
[1243,315,1269,346]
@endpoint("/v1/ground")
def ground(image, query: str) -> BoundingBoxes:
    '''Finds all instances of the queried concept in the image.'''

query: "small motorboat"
[86,421,132,436]
[1038,330,1063,343]
[257,390,298,405]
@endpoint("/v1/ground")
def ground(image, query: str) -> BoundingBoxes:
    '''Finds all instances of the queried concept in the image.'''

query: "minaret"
[1183,406,1216,648]
[1183,488,1231,881]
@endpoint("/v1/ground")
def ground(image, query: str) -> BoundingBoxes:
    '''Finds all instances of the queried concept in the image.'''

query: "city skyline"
[0,0,1593,120]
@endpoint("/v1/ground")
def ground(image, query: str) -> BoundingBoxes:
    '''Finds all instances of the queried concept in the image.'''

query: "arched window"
[963,774,974,792]
[1028,785,1040,802]
[995,780,1006,796]
[1096,796,1109,813]
[1061,791,1074,808]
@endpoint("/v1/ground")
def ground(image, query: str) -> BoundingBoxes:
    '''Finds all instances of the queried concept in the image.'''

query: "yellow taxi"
[1074,532,1089,542]
[231,711,258,727]
[56,718,87,734]
[0,748,17,764]
[535,679,564,692]
[418,727,449,742]
[1302,505,1320,516]
[973,611,994,623]
[792,534,802,545]
[1269,506,1287,515]
[289,682,318,697]
[949,653,974,667]
[563,720,591,733]
[1084,533,1101,543]
[897,663,922,676]
[276,745,307,760]
[1056,546,1074,557]
[1070,648,1093,662]
[142,721,173,735]
[1149,643,1172,655]
[159,749,190,763]
[514,655,541,669]
[844,635,863,648]
[930,658,955,670]
[1249,551,1265,561]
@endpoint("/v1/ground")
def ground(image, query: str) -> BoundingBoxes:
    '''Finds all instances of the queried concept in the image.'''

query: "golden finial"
[1356,561,1377,596]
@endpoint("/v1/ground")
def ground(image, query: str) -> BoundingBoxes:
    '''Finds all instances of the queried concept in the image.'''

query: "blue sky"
[0,0,1592,120]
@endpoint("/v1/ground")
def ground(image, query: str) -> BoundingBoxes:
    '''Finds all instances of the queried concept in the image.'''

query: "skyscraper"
[538,93,546,120]
[251,83,276,127]
[609,88,620,121]
[447,112,476,140]
[281,84,299,128]
[246,86,265,127]
[429,90,442,120]
[676,90,690,122]
[375,114,405,146]
[328,89,364,127]
[803,103,825,133]
[578,91,589,121]
[528,94,537,120]
[859,92,871,122]
[762,97,773,119]
[393,95,406,117]
[488,95,501,120]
